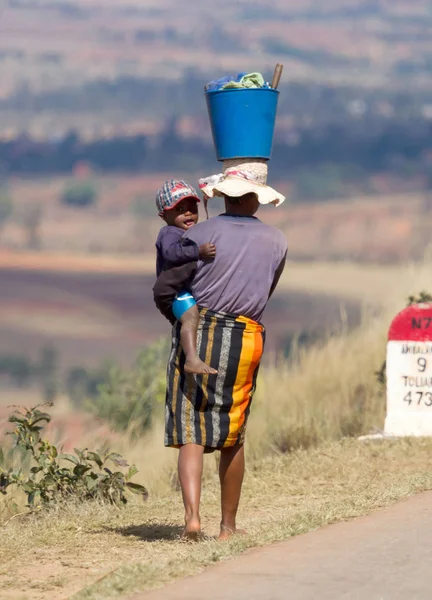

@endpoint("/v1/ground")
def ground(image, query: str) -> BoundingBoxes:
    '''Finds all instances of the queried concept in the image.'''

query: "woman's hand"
[199,243,216,260]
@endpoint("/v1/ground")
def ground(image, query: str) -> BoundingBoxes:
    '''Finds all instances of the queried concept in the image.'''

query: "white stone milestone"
[385,303,432,436]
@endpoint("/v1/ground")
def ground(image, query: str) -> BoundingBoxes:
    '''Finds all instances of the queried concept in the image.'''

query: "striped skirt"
[165,308,265,450]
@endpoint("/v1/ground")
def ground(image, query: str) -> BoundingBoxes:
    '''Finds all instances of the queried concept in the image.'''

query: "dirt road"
[135,491,432,600]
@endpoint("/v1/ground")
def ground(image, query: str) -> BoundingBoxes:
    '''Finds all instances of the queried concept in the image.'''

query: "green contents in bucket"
[205,72,270,92]
[222,72,266,90]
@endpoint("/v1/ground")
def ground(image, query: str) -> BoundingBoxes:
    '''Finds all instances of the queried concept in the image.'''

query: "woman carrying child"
[154,160,287,540]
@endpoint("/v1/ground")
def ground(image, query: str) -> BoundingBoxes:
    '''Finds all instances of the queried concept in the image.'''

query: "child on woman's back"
[155,180,217,375]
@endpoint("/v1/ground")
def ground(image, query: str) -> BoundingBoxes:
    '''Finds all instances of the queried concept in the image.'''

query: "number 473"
[404,391,432,406]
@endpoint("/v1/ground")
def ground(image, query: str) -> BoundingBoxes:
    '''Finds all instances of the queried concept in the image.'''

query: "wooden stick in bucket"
[271,63,284,89]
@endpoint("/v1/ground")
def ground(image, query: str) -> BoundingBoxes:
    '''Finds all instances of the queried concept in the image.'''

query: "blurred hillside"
[2,174,431,263]
[2,0,432,202]
[3,0,432,90]
[2,0,432,137]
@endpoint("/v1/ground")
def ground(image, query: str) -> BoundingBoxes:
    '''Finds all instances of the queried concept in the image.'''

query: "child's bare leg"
[180,307,217,375]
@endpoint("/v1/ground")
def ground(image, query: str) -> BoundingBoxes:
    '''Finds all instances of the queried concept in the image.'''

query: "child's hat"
[156,180,200,215]
[198,159,285,207]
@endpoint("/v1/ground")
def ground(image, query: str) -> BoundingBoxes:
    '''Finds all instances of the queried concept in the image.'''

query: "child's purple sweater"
[155,225,199,277]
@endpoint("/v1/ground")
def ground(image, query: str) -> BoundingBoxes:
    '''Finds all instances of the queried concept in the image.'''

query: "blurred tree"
[65,362,113,407]
[19,203,43,250]
[61,181,98,208]
[0,354,33,387]
[37,345,59,402]
[0,193,13,236]
[65,366,89,405]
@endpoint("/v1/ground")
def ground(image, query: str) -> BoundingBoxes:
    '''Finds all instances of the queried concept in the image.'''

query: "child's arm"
[161,236,199,266]
[160,230,216,266]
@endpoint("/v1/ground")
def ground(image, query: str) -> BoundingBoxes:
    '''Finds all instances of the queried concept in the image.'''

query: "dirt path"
[134,491,432,600]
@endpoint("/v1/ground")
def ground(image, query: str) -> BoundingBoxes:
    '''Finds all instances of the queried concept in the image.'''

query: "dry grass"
[1,440,432,600]
[245,258,432,457]
[248,321,387,456]
[2,260,432,598]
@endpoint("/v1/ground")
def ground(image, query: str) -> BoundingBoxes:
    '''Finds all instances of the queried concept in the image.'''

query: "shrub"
[90,338,168,437]
[66,362,113,406]
[0,404,147,508]
[61,181,97,208]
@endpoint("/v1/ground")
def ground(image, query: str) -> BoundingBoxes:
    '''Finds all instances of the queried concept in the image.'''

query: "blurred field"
[11,172,427,370]
[0,263,360,370]
[0,174,426,382]
[0,185,428,371]
[4,174,432,261]
[1,172,430,372]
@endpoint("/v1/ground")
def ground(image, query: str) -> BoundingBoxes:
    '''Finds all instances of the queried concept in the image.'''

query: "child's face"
[163,197,199,230]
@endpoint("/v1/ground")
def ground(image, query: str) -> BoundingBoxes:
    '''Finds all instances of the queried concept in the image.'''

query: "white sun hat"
[199,159,285,207]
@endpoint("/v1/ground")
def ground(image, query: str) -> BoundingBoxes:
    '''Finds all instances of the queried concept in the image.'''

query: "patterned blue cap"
[156,180,200,214]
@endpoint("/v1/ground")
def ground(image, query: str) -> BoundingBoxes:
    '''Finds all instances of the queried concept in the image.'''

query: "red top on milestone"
[388,304,432,342]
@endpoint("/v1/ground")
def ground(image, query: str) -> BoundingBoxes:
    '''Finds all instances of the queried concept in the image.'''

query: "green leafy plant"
[407,291,432,306]
[375,359,387,387]
[0,404,147,508]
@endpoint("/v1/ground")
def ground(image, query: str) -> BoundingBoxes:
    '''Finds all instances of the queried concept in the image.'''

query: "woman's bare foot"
[184,357,218,375]
[181,517,202,542]
[218,524,247,541]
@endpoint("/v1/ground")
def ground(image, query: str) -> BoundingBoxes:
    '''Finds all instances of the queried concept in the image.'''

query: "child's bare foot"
[184,357,217,375]
[181,517,202,542]
[218,524,247,541]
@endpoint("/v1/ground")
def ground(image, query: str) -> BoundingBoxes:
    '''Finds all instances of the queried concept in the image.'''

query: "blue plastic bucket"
[205,88,279,161]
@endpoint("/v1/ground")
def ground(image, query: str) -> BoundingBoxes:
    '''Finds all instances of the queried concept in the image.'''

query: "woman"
[153,159,288,540]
